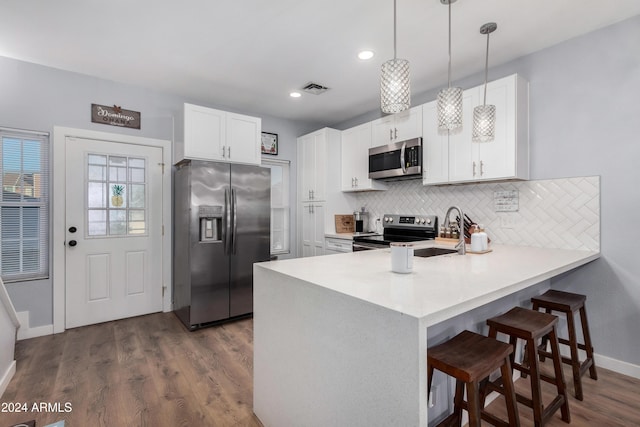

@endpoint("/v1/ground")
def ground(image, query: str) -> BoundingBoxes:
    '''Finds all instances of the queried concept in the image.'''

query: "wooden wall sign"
[91,104,141,129]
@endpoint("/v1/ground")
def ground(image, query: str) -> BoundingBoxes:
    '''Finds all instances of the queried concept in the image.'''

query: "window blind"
[0,128,49,282]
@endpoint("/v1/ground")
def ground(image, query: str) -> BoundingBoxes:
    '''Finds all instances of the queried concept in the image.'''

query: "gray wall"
[0,56,317,327]
[335,15,640,366]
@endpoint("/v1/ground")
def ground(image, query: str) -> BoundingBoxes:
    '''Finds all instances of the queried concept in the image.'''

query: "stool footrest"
[457,399,512,427]
[557,337,589,352]
[542,395,569,425]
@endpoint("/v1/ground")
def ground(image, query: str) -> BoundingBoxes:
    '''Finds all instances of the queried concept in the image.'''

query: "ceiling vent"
[302,82,330,95]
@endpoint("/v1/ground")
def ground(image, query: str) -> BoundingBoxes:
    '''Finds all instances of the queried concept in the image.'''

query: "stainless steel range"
[352,214,439,251]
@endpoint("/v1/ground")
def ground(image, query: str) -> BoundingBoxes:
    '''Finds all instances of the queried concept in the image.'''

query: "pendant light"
[437,0,462,131]
[381,0,410,114]
[473,22,497,142]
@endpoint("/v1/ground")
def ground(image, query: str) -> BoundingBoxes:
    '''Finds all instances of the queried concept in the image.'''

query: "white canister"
[391,242,414,274]
[470,229,483,252]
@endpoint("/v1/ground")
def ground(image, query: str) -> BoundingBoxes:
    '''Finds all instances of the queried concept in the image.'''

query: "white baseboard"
[0,360,16,398]
[595,352,640,379]
[16,311,54,340]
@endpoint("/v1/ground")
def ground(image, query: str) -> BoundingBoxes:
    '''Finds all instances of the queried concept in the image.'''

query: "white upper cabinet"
[371,105,423,147]
[341,122,387,192]
[226,111,262,165]
[423,74,529,185]
[447,89,481,182]
[298,128,339,202]
[175,103,261,165]
[422,100,450,185]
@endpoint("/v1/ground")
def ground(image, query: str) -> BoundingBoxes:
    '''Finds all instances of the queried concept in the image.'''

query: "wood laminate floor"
[1,312,261,427]
[2,312,640,426]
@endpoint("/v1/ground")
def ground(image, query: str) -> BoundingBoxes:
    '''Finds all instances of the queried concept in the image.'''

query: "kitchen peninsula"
[253,243,599,427]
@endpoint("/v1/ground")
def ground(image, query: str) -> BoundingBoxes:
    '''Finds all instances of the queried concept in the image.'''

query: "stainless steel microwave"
[368,137,422,180]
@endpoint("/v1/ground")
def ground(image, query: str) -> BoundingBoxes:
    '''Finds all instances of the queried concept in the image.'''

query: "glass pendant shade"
[472,104,496,142]
[437,86,463,131]
[381,58,410,114]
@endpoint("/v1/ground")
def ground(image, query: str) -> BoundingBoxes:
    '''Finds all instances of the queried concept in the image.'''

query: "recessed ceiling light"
[358,50,375,60]
[289,91,302,98]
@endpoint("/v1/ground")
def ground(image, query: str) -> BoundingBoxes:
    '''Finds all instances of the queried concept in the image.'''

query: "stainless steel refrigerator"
[173,160,271,329]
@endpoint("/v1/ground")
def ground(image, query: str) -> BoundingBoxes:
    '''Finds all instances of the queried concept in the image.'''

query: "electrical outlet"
[428,386,437,408]
[500,213,516,229]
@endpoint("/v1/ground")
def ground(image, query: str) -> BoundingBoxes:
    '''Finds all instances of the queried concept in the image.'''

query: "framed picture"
[261,132,278,155]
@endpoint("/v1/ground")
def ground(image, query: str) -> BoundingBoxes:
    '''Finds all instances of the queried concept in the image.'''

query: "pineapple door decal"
[87,154,146,236]
[111,184,125,207]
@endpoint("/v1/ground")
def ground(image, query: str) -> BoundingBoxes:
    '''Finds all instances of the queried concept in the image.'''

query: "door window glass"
[87,154,147,237]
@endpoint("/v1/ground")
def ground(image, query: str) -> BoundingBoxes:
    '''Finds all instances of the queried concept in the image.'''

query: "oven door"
[368,138,422,180]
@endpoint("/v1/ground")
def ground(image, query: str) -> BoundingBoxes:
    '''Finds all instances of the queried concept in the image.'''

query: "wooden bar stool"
[483,307,570,427]
[427,330,520,427]
[531,290,598,401]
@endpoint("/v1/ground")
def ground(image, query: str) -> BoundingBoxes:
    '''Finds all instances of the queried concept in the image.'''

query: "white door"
[65,136,164,328]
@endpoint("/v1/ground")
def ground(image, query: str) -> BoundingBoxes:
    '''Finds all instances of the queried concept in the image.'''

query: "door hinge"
[162,225,165,236]
[159,162,165,174]
[162,286,166,297]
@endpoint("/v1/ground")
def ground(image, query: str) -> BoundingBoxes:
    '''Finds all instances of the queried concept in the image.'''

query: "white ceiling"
[1,1,639,126]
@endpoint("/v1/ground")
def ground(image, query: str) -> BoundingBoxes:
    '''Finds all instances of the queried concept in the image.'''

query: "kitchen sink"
[413,247,458,258]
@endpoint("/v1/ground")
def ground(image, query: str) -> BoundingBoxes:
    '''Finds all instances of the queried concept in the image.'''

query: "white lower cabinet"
[301,203,325,257]
[324,237,353,254]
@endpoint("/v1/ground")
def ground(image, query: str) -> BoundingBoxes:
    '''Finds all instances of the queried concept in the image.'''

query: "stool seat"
[428,330,513,383]
[428,330,520,427]
[532,289,597,401]
[484,307,570,427]
[487,306,558,339]
[532,289,585,312]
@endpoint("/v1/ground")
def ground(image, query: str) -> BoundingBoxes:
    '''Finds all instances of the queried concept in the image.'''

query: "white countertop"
[256,243,599,326]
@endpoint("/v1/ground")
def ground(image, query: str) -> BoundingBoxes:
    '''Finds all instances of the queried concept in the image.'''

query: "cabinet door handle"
[227,146,231,158]
[473,161,477,177]
[394,128,398,140]
[351,177,355,188]
[355,177,358,187]
[311,190,315,200]
[222,146,226,158]
[389,129,393,141]
[480,160,484,176]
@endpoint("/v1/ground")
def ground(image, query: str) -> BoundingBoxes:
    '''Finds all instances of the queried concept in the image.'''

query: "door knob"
[68,226,77,233]
[68,240,77,247]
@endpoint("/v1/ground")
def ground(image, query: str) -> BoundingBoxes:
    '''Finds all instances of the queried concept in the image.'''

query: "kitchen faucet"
[443,206,466,255]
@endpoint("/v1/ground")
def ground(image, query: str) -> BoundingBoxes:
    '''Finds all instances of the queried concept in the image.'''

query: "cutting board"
[334,215,354,233]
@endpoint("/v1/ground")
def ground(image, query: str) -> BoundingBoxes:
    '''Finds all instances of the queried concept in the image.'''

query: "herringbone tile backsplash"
[355,176,600,252]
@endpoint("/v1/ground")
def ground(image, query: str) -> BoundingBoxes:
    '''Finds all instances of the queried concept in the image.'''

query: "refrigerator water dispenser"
[198,205,223,242]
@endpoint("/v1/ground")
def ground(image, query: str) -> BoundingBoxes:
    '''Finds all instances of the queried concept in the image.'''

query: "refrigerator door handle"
[232,188,238,254]
[224,187,231,255]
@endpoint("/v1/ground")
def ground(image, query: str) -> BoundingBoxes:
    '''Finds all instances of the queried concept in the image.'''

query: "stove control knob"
[420,218,426,224]
[426,218,432,224]
[388,217,393,223]
[384,217,390,222]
